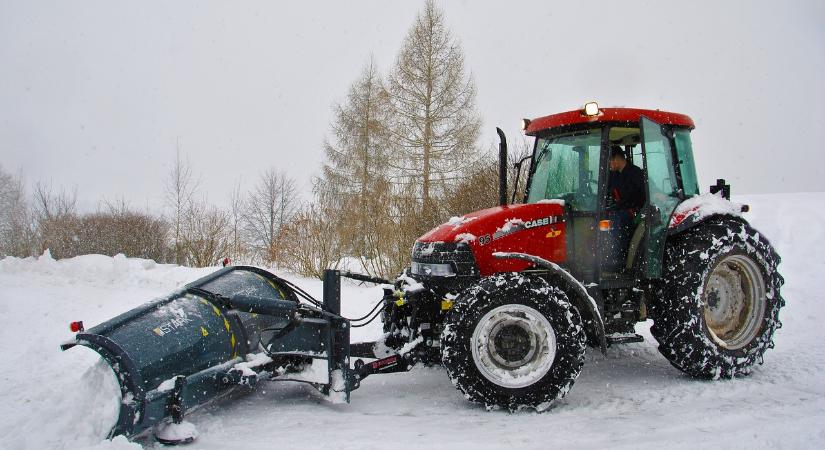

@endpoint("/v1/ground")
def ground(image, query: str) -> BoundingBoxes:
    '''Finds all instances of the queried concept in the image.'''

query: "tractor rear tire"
[441,273,586,411]
[650,217,784,379]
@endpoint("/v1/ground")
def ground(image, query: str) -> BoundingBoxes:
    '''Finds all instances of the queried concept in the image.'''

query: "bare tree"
[32,180,76,223]
[30,180,78,258]
[228,179,245,263]
[0,166,34,257]
[359,177,419,277]
[99,195,132,216]
[182,200,231,268]
[164,147,198,265]
[243,168,298,265]
[280,201,342,279]
[387,0,482,212]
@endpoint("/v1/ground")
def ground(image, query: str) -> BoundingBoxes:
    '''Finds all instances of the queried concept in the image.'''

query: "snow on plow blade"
[61,266,351,441]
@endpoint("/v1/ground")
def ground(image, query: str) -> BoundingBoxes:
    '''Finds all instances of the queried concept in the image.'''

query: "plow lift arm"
[61,267,421,445]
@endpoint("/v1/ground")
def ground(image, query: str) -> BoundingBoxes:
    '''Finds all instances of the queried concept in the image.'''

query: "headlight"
[411,262,456,277]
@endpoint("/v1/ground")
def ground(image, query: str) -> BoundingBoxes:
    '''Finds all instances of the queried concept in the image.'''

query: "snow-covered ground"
[0,192,823,449]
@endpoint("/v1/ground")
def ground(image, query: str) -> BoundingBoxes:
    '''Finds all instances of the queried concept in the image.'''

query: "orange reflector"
[599,220,612,231]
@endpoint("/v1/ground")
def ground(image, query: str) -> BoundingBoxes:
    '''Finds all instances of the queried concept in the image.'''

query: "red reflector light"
[70,321,84,333]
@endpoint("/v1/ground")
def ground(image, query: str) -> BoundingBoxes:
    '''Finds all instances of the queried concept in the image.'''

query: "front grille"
[411,241,478,283]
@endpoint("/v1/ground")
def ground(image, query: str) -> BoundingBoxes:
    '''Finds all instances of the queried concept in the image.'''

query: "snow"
[155,376,179,393]
[280,358,329,385]
[1,192,825,449]
[152,421,197,444]
[498,217,524,232]
[398,336,424,356]
[446,216,476,228]
[397,274,426,293]
[536,199,565,206]
[232,353,274,378]
[670,192,744,227]
[454,233,477,244]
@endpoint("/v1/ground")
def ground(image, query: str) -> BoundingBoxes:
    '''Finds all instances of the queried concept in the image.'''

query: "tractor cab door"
[526,129,603,282]
[639,116,681,278]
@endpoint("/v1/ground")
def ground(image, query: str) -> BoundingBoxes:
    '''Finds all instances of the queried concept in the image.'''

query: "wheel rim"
[703,254,766,350]
[471,304,557,388]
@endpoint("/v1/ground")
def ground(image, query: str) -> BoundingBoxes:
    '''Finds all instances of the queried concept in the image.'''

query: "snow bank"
[0,250,215,290]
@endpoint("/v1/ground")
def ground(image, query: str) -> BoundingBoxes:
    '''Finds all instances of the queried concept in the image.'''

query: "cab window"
[527,129,602,212]
[674,129,700,196]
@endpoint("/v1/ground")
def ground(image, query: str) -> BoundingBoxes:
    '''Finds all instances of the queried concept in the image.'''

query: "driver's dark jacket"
[608,163,645,212]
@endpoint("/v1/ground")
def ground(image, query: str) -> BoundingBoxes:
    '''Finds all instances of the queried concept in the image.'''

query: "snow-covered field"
[0,192,823,449]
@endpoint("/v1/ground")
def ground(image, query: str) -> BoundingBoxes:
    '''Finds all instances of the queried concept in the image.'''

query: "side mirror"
[709,179,730,200]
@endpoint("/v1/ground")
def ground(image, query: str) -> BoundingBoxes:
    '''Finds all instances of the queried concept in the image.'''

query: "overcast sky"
[1,0,823,212]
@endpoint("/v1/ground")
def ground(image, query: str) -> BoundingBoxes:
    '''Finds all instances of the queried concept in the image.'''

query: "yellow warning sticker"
[441,299,454,311]
[546,229,562,238]
[200,326,209,337]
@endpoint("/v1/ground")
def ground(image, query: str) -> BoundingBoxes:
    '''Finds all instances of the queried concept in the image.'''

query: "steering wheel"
[604,190,618,211]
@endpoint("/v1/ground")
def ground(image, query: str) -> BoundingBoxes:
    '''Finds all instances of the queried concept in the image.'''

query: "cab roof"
[525,107,695,135]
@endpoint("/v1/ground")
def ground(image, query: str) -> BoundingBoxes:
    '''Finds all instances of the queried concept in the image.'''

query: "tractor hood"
[416,201,567,277]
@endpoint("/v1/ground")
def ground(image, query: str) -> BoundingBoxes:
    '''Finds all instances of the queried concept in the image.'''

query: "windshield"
[526,128,602,211]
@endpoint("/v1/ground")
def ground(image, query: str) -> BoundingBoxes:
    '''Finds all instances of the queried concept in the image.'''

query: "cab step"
[606,333,644,345]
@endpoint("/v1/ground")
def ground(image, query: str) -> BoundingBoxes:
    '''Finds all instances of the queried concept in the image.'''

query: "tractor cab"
[522,103,700,286]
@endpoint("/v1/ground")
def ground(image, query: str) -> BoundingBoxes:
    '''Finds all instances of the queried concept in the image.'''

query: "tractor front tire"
[651,217,784,379]
[441,273,586,412]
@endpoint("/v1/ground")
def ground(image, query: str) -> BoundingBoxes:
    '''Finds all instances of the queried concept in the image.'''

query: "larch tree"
[387,0,481,215]
[320,57,393,271]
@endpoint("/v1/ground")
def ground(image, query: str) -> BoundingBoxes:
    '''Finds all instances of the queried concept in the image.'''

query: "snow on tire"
[441,273,586,412]
[651,217,785,379]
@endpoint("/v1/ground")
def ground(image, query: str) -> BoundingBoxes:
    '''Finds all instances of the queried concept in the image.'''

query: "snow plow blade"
[61,266,352,441]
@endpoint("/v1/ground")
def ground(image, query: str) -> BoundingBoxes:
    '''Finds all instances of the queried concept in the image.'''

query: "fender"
[492,252,607,354]
[668,193,748,235]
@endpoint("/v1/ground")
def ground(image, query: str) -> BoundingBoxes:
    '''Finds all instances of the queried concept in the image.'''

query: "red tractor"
[62,103,785,441]
[377,102,785,411]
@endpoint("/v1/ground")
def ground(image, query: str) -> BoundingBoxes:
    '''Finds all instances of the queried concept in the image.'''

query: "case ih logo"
[489,216,561,242]
[524,217,555,229]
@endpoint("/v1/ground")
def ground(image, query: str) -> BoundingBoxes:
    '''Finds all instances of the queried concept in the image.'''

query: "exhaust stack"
[497,127,507,207]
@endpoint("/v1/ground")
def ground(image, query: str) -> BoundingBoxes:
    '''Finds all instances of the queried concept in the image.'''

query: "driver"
[606,145,645,270]
[607,145,644,212]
